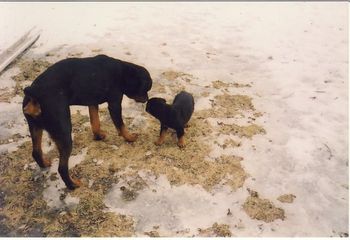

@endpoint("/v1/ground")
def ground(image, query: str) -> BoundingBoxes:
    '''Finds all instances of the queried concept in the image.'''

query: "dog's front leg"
[176,127,185,148]
[155,124,167,146]
[88,105,106,140]
[108,98,137,142]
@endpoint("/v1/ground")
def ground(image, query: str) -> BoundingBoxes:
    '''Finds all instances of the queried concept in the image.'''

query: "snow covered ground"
[0,2,348,237]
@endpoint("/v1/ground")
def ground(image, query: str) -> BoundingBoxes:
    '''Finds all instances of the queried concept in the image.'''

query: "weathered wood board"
[0,27,41,74]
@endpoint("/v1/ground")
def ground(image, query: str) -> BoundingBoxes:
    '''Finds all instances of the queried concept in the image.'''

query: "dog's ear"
[122,64,152,97]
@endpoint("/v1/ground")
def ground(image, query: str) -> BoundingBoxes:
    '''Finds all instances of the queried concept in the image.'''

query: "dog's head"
[145,97,166,118]
[122,63,152,103]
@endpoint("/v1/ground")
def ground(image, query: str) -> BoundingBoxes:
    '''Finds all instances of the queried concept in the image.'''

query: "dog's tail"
[23,86,41,117]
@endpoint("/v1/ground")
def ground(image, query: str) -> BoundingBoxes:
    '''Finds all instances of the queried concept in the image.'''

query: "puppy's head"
[122,64,152,103]
[146,97,166,118]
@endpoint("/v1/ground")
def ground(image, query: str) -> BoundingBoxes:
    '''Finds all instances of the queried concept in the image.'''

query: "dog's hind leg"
[23,96,51,168]
[88,105,106,140]
[54,134,81,190]
[47,104,81,190]
[28,122,51,168]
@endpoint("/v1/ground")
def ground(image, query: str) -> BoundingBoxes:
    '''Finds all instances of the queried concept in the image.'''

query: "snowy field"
[0,2,348,237]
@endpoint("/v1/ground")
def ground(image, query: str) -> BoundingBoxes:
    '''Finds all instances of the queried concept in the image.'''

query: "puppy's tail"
[23,86,41,117]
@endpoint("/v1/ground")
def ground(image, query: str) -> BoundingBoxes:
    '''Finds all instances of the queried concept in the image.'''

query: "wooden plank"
[0,27,41,74]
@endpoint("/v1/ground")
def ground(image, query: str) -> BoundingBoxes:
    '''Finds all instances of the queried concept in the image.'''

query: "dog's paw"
[67,178,82,190]
[177,137,185,148]
[177,142,185,148]
[154,141,163,146]
[154,137,165,146]
[125,133,138,142]
[41,158,52,168]
[93,130,107,141]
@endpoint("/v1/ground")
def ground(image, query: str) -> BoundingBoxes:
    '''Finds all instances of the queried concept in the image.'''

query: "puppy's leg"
[108,99,137,142]
[88,105,106,140]
[176,128,185,148]
[155,124,168,146]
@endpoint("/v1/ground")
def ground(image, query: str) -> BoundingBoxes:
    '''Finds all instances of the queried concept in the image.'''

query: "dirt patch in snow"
[243,189,285,223]
[11,58,51,83]
[0,133,23,144]
[217,139,242,149]
[197,93,257,118]
[161,70,193,82]
[0,88,13,103]
[144,230,160,237]
[198,222,232,237]
[277,194,296,203]
[10,57,52,97]
[212,80,251,89]
[218,122,266,139]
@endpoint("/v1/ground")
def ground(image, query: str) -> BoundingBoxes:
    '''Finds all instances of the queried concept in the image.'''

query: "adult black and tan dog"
[22,55,152,189]
[146,91,194,148]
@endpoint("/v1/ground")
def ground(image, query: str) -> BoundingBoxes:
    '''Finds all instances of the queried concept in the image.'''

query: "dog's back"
[172,91,194,126]
[26,55,121,106]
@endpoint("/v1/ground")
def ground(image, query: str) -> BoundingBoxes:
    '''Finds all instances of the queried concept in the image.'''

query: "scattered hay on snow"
[1,130,134,237]
[0,60,268,236]
[218,122,266,139]
[70,110,246,192]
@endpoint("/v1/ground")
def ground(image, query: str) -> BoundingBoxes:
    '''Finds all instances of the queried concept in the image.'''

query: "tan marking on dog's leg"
[155,129,167,146]
[23,98,41,117]
[54,138,81,190]
[88,105,106,140]
[31,127,51,168]
[118,125,137,142]
[177,135,185,148]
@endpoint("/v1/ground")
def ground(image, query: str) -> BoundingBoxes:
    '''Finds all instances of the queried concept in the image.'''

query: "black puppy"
[146,91,194,148]
[23,54,152,190]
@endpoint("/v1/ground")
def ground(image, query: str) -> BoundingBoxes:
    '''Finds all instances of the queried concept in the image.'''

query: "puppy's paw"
[154,139,164,146]
[177,137,185,148]
[93,130,107,141]
[125,133,138,142]
[177,142,185,148]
